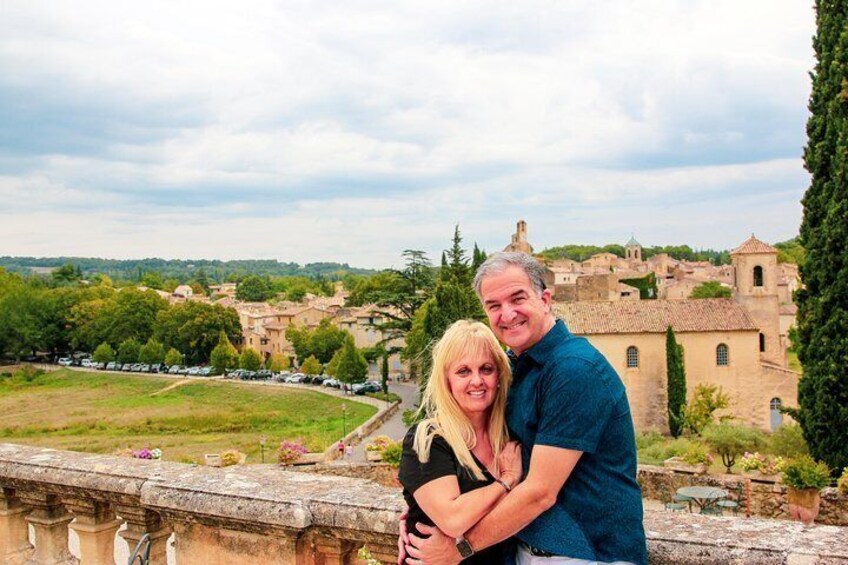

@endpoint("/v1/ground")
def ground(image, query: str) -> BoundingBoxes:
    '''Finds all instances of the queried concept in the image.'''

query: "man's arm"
[405,445,581,564]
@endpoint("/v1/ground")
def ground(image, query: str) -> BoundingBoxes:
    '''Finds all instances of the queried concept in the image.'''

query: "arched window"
[770,398,783,431]
[716,343,729,366]
[759,333,766,352]
[626,346,639,368]
[753,265,764,287]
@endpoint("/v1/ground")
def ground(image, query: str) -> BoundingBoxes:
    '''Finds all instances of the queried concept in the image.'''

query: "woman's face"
[446,347,499,417]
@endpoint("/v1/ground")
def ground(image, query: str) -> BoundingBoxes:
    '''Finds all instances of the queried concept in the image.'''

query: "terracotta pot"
[787,487,821,524]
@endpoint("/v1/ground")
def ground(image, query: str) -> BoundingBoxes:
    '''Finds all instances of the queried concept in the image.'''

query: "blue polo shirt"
[506,320,647,565]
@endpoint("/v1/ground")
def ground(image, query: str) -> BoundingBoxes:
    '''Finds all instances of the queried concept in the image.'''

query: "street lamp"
[259,435,267,464]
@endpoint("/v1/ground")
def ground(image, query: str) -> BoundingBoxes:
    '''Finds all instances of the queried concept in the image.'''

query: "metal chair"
[128,533,151,565]
[717,482,743,516]
[661,486,688,512]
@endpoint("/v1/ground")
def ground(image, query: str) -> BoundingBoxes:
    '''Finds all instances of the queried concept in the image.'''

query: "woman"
[399,320,522,564]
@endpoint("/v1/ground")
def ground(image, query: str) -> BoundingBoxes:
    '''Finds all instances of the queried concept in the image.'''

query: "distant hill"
[537,237,803,266]
[0,256,376,282]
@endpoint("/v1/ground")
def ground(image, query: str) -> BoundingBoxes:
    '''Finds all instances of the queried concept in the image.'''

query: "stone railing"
[1,444,847,564]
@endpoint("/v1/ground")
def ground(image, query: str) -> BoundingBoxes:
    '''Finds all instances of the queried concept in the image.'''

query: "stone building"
[503,219,534,254]
[555,299,798,432]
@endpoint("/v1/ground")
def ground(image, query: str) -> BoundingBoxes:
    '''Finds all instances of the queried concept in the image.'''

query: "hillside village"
[136,220,801,435]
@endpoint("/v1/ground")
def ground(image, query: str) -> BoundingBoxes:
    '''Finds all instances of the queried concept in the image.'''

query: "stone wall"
[1,444,847,564]
[638,464,848,526]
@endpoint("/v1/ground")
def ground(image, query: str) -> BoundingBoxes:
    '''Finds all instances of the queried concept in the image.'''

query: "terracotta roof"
[779,303,798,315]
[553,298,759,334]
[730,235,778,255]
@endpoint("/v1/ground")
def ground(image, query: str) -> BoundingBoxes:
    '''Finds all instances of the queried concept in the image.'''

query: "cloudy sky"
[0,1,814,268]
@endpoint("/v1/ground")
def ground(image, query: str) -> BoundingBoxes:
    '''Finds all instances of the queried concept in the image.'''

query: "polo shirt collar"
[518,319,569,365]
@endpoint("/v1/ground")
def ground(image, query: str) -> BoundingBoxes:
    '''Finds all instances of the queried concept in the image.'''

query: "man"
[404,252,647,565]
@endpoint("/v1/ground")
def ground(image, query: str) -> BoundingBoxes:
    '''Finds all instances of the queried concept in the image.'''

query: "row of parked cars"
[224,369,384,395]
[57,356,385,394]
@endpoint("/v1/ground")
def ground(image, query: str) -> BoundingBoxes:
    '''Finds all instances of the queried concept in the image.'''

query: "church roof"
[730,235,778,255]
[626,236,641,247]
[554,298,758,334]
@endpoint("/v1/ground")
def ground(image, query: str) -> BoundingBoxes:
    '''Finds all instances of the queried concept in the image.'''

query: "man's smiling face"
[480,265,554,356]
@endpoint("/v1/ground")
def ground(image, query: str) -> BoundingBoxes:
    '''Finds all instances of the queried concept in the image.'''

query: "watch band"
[496,477,512,492]
[455,535,475,558]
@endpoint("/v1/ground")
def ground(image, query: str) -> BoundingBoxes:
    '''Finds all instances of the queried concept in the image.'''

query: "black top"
[398,424,509,565]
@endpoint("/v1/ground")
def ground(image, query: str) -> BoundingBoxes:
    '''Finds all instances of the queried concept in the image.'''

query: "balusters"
[16,492,76,565]
[0,488,33,565]
[64,499,123,565]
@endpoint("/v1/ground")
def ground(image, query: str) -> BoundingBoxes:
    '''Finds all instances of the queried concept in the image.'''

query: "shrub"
[267,352,290,372]
[219,449,245,467]
[781,455,831,490]
[92,342,115,364]
[682,384,729,435]
[300,355,323,375]
[278,440,308,465]
[702,422,765,473]
[635,430,666,451]
[638,437,692,465]
[838,468,848,495]
[681,442,713,466]
[365,391,401,403]
[768,423,809,459]
[239,348,262,371]
[164,348,184,367]
[366,435,394,452]
[381,441,403,469]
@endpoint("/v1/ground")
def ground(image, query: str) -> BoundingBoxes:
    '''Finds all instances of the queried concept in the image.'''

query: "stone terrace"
[1,443,847,564]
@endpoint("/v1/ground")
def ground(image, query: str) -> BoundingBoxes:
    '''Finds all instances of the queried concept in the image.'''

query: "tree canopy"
[690,281,732,299]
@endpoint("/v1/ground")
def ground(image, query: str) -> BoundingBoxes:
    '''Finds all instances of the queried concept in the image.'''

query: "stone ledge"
[1,443,847,564]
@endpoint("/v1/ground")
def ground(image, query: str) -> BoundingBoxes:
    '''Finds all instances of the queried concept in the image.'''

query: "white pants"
[516,544,636,565]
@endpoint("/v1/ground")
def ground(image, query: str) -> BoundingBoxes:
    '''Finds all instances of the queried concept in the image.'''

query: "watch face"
[455,538,474,558]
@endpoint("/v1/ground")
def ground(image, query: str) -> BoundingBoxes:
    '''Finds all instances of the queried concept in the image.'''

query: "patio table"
[676,486,728,513]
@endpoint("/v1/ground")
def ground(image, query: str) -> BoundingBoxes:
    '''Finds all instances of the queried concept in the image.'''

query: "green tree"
[325,349,342,376]
[267,352,291,372]
[52,263,81,284]
[666,326,687,438]
[285,319,347,364]
[239,348,262,371]
[794,0,848,474]
[141,271,164,290]
[117,338,141,365]
[690,281,732,299]
[404,227,484,388]
[336,336,368,386]
[235,275,274,302]
[702,422,765,473]
[154,302,241,364]
[300,355,323,375]
[164,348,184,367]
[210,331,239,373]
[92,342,115,364]
[682,384,730,435]
[0,284,52,359]
[138,337,165,365]
[774,237,806,266]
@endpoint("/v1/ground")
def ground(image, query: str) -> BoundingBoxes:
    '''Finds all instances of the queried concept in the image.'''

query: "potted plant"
[781,455,830,524]
[738,452,784,482]
[365,435,393,462]
[664,443,713,475]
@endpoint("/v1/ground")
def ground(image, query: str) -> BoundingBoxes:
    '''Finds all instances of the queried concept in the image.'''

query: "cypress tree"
[665,326,687,438]
[795,0,848,473]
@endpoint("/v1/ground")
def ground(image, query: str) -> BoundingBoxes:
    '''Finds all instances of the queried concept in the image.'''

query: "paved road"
[348,381,420,462]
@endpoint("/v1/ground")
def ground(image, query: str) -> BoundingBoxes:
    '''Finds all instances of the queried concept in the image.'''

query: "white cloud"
[0,0,815,265]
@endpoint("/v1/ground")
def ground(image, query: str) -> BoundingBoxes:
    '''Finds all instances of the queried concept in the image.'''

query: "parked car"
[255,369,273,380]
[310,376,328,385]
[322,378,339,388]
[354,382,383,395]
[199,367,213,377]
[80,359,97,368]
[121,364,133,372]
[106,362,119,371]
[57,357,73,366]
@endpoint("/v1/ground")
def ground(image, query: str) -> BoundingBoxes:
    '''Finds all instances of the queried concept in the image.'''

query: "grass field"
[0,368,377,464]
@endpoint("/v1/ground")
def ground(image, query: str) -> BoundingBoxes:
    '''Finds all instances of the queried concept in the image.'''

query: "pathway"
[348,381,419,462]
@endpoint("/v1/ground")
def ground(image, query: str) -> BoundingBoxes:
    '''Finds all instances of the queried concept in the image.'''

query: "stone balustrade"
[1,443,847,564]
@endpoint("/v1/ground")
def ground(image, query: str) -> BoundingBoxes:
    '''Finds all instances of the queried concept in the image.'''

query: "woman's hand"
[498,441,523,487]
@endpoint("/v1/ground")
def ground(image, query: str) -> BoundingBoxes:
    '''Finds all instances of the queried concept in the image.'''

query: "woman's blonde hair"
[413,320,512,481]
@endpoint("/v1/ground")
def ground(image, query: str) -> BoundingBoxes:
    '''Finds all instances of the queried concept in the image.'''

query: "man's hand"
[405,522,461,565]
[397,509,409,564]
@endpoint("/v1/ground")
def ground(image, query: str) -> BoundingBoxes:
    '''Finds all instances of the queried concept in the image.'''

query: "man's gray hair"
[473,252,547,298]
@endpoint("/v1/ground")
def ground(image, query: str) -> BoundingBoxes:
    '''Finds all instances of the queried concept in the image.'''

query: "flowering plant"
[357,547,381,565]
[838,467,848,495]
[278,440,308,466]
[220,449,245,467]
[132,447,162,460]
[366,435,393,452]
[739,452,784,475]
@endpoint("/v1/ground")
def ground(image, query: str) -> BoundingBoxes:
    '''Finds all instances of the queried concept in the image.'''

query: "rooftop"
[731,234,778,256]
[554,298,759,334]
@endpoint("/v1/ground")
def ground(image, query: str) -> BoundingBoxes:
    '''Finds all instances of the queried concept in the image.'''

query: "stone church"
[505,221,800,432]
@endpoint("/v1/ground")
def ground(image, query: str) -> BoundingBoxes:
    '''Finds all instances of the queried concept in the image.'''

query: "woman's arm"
[411,442,522,538]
